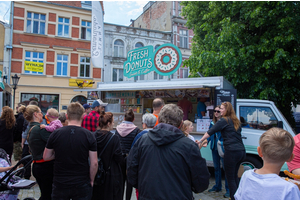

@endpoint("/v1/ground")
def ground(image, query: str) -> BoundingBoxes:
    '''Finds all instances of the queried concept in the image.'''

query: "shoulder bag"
[94,133,115,186]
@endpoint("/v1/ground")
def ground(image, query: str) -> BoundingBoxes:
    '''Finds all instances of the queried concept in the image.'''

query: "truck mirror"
[278,121,283,129]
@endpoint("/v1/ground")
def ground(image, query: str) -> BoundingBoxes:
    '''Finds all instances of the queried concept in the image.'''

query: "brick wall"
[72,27,79,38]
[48,1,82,8]
[70,66,78,77]
[46,64,54,75]
[93,68,101,78]
[48,24,56,35]
[49,13,56,22]
[13,33,90,50]
[11,61,22,73]
[71,53,78,64]
[47,51,55,62]
[72,16,79,26]
[13,19,24,31]
[12,47,23,59]
[14,7,24,18]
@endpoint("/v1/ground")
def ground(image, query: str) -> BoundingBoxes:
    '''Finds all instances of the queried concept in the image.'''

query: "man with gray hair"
[131,113,157,147]
[127,104,210,200]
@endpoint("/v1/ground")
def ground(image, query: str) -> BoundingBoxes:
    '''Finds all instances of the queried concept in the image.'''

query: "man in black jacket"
[127,104,210,200]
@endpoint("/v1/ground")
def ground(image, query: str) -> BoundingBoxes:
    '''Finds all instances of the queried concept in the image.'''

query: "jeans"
[224,149,246,200]
[32,161,54,200]
[52,182,92,200]
[211,149,229,193]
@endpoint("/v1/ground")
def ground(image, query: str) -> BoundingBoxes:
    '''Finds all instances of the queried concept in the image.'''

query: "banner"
[124,43,182,78]
[91,1,104,68]
[24,61,44,73]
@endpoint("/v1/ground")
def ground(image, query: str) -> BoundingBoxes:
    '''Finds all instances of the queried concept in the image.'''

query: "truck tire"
[241,155,263,172]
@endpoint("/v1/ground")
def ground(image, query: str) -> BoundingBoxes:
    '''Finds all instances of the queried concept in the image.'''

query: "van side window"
[240,106,278,130]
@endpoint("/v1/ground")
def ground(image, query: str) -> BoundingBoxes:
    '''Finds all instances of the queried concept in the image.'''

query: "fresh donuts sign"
[124,43,182,78]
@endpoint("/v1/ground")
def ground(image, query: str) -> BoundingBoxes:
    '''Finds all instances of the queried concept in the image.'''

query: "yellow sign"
[24,61,44,73]
[69,79,94,88]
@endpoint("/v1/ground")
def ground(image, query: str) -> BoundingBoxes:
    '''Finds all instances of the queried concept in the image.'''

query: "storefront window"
[21,93,59,114]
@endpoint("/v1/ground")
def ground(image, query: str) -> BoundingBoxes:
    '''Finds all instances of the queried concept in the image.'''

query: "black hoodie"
[127,123,210,200]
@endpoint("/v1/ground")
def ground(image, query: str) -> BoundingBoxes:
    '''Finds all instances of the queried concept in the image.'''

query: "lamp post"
[11,74,20,110]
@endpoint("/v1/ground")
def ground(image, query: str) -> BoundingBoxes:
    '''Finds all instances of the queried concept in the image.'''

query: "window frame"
[79,56,91,78]
[135,42,144,49]
[153,71,163,80]
[24,51,44,75]
[57,17,70,37]
[112,68,124,82]
[81,20,91,40]
[56,54,69,76]
[113,39,125,57]
[26,12,46,35]
[179,29,188,49]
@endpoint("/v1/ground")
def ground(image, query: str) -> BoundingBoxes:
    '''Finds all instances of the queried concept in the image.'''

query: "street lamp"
[11,74,20,110]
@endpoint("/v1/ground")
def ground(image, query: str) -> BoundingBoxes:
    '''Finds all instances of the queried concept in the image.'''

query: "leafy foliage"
[182,1,300,127]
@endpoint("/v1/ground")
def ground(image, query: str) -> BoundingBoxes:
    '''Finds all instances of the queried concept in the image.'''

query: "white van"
[192,99,296,171]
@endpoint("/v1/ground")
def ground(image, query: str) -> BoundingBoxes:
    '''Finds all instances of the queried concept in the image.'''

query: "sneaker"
[223,192,230,198]
[208,187,221,192]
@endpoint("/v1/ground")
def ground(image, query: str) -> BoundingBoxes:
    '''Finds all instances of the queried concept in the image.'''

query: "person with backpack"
[92,111,124,200]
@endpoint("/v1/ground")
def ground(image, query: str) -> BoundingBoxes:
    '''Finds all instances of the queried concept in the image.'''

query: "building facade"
[11,1,102,113]
[131,1,194,79]
[103,23,171,82]
[0,20,12,109]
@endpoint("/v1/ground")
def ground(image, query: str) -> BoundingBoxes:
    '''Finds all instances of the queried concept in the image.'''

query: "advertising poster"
[197,119,212,132]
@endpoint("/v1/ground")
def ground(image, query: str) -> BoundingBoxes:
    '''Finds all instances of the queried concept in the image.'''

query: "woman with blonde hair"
[0,106,16,161]
[24,105,53,200]
[198,102,245,200]
[182,120,195,141]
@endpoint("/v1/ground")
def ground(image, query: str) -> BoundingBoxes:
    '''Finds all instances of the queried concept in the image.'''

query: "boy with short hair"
[235,128,300,200]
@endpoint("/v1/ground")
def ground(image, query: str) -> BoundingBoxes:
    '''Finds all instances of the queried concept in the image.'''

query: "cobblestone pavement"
[17,177,228,200]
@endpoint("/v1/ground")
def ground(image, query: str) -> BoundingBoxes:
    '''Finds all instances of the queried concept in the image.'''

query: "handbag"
[94,133,114,186]
[216,134,225,158]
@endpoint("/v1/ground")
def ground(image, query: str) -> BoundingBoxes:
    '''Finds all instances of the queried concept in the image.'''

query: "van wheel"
[241,155,262,172]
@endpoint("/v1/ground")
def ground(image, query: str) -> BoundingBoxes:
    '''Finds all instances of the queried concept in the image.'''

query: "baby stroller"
[0,148,36,200]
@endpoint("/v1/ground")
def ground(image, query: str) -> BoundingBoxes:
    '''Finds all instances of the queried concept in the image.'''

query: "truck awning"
[74,76,234,92]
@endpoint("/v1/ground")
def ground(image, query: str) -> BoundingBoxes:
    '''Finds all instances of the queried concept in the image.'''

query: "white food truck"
[78,76,295,171]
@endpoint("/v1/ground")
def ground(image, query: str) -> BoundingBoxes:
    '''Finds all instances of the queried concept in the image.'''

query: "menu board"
[214,89,237,111]
[197,119,212,132]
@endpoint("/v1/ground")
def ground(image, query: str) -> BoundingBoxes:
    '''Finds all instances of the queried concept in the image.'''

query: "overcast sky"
[0,1,148,26]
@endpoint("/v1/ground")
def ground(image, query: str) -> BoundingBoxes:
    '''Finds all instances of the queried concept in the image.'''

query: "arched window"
[114,39,124,57]
[154,44,160,50]
[71,95,87,105]
[135,42,144,49]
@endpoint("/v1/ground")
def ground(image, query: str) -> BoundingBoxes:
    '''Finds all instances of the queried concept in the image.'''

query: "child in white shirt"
[235,128,300,200]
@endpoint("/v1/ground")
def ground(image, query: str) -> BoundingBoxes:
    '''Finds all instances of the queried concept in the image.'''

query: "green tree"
[182,1,300,127]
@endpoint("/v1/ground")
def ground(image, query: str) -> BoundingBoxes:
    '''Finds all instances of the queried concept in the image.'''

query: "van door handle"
[242,136,247,139]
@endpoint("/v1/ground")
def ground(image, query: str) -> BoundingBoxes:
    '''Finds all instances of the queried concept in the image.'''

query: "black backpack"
[94,133,114,186]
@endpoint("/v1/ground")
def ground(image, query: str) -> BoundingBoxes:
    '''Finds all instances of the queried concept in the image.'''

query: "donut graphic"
[154,46,180,73]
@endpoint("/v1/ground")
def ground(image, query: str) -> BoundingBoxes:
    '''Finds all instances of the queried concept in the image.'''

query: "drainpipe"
[8,1,14,86]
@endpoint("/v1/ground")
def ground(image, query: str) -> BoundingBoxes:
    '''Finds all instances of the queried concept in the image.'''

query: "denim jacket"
[207,121,223,151]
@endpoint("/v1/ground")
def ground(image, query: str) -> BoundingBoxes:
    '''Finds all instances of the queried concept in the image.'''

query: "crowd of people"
[0,98,299,200]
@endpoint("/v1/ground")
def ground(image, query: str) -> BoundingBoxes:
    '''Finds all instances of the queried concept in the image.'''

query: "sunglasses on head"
[214,110,220,113]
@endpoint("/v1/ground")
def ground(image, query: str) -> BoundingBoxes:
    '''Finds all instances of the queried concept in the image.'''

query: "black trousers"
[121,156,132,200]
[223,149,246,200]
[32,161,54,200]
[21,144,31,179]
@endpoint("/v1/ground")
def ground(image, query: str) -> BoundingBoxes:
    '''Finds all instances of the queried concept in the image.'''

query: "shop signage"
[24,61,44,73]
[214,89,237,111]
[69,79,93,88]
[124,43,182,78]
